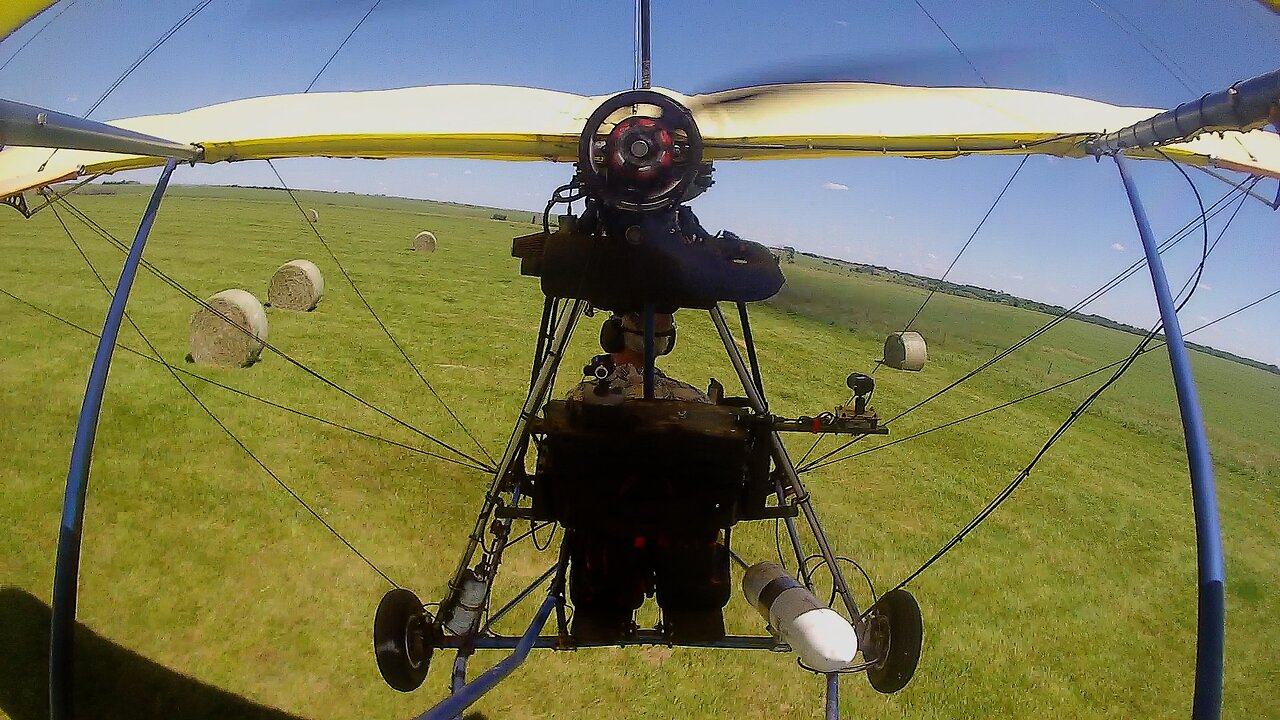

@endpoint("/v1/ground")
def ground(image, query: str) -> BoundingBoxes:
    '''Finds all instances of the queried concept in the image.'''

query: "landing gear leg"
[437,299,585,634]
[708,305,863,621]
[710,304,923,715]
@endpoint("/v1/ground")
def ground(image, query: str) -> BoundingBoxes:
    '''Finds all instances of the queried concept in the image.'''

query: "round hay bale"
[883,331,927,371]
[267,259,324,311]
[419,230,445,253]
[413,231,437,253]
[189,289,268,368]
[307,208,319,223]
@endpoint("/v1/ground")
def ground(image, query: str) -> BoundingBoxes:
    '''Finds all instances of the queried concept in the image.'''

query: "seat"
[528,399,754,534]
[530,399,752,642]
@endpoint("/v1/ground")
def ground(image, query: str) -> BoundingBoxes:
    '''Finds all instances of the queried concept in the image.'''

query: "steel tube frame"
[710,304,864,719]
[417,593,560,720]
[708,306,862,621]
[0,98,201,159]
[710,306,808,578]
[825,673,840,720]
[422,301,858,719]
[49,159,179,720]
[437,633,783,651]
[439,300,585,619]
[1113,154,1225,720]
[643,302,656,398]
[1087,68,1280,155]
[639,0,651,89]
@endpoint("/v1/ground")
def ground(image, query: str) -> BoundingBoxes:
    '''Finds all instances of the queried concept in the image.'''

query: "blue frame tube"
[825,673,839,720]
[449,655,468,718]
[416,593,558,720]
[49,159,178,720]
[1114,154,1225,720]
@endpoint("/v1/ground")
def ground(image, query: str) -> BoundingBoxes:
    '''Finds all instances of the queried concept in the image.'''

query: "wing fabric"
[685,82,1280,177]
[0,0,57,42]
[0,85,595,198]
[3,81,1280,199]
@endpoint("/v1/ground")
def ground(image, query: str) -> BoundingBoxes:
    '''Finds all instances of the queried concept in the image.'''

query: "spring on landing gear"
[373,588,441,692]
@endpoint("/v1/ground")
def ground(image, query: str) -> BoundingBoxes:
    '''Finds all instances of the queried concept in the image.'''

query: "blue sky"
[3,0,1278,364]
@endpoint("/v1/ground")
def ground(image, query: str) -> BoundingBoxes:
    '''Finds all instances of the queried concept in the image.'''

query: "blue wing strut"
[49,158,179,720]
[1114,154,1226,720]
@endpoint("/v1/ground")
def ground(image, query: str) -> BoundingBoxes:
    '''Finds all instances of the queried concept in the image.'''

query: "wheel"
[865,588,923,694]
[373,588,435,692]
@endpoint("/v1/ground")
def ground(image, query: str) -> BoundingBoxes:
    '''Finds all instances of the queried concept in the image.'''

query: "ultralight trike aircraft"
[2,2,1278,719]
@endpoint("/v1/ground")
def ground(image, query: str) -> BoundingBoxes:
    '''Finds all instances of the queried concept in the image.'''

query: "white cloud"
[927,252,938,260]
[1110,242,1126,251]
[834,19,848,26]
[463,170,473,175]
[1011,274,1024,281]
[884,214,895,221]
[822,181,849,191]
[1201,283,1213,291]
[65,95,78,103]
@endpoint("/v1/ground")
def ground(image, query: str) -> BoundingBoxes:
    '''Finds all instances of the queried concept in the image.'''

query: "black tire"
[373,588,433,692]
[866,588,923,694]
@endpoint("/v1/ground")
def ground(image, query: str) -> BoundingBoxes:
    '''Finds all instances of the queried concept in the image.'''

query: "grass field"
[1,184,1277,719]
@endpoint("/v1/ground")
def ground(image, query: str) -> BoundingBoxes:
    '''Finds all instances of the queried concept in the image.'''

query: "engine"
[511,90,784,312]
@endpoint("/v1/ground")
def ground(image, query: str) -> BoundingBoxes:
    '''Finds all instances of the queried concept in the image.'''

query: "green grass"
[1,185,1277,719]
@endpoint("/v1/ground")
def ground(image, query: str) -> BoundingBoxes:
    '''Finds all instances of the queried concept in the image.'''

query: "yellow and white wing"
[0,85,596,198]
[0,0,57,42]
[685,82,1280,176]
[4,81,1279,199]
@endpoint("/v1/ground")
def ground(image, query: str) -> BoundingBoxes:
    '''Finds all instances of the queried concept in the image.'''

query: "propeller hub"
[577,90,703,212]
[607,117,673,183]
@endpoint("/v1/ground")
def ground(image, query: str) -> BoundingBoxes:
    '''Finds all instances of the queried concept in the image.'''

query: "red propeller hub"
[606,117,674,184]
[577,90,703,211]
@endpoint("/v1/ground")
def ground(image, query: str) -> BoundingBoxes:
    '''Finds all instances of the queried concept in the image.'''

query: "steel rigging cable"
[48,191,492,472]
[47,201,399,588]
[267,160,496,466]
[799,176,1258,473]
[869,156,1225,597]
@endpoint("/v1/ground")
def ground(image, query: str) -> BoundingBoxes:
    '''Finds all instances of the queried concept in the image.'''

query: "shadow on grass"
[0,587,493,720]
[0,586,305,720]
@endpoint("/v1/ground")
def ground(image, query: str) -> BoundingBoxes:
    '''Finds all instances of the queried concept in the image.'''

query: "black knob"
[846,373,874,396]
